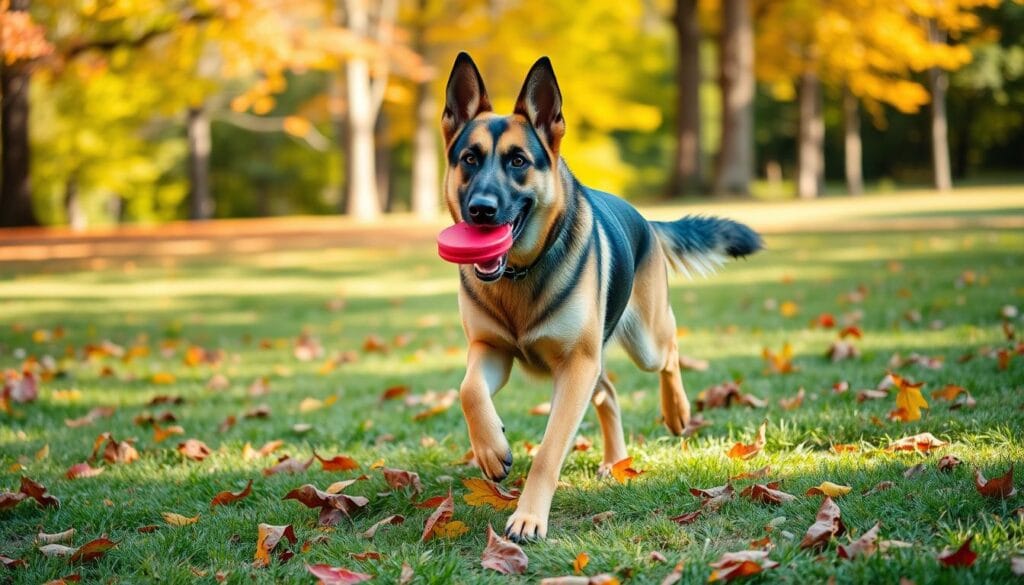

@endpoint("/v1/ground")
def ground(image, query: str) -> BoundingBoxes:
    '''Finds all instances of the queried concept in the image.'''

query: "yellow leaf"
[892,373,928,422]
[611,457,643,484]
[433,520,468,539]
[151,372,176,385]
[462,478,519,511]
[780,301,799,317]
[574,552,590,574]
[162,512,200,526]
[805,481,852,497]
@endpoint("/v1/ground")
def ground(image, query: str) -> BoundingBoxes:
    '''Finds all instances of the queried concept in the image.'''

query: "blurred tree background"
[0,0,1021,228]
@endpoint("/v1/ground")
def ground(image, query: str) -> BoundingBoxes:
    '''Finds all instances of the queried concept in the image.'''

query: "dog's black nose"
[467,195,499,224]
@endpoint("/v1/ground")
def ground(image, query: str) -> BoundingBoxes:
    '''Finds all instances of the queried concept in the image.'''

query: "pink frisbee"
[437,222,513,265]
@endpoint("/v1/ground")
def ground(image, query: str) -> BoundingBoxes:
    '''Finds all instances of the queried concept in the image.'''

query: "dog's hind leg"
[460,341,514,482]
[655,307,690,435]
[592,370,627,476]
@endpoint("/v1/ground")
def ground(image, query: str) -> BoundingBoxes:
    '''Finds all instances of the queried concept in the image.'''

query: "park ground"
[1,186,1023,583]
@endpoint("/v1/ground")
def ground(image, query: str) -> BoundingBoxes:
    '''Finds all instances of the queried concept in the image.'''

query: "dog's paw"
[660,388,690,436]
[471,433,513,482]
[504,510,547,543]
[596,461,615,479]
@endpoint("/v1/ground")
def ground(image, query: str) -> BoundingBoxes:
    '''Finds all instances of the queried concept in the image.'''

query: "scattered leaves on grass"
[362,515,404,539]
[937,535,977,568]
[887,433,948,453]
[177,439,212,462]
[837,522,881,559]
[314,452,359,472]
[611,457,643,483]
[707,549,778,582]
[806,482,852,497]
[383,468,423,495]
[740,482,795,505]
[974,465,1016,498]
[800,497,845,549]
[690,484,735,512]
[262,455,314,476]
[283,484,369,526]
[304,563,372,584]
[211,479,253,507]
[90,432,139,464]
[65,463,104,480]
[162,512,200,526]
[696,381,765,411]
[254,524,296,568]
[480,524,529,575]
[463,478,519,510]
[730,466,770,481]
[18,476,60,507]
[69,537,117,563]
[727,421,767,460]
[420,491,454,542]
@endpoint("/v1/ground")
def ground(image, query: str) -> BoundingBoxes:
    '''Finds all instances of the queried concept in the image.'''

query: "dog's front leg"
[505,348,600,541]
[461,341,514,482]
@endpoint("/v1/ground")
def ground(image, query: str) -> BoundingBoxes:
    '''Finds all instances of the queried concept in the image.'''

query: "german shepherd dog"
[442,53,762,541]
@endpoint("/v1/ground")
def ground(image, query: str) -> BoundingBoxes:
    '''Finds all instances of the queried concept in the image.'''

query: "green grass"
[1,200,1023,584]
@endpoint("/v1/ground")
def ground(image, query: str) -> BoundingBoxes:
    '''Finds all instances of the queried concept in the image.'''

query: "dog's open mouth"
[473,201,532,282]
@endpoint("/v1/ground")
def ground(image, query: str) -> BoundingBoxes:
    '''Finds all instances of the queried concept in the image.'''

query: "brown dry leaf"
[974,465,1016,498]
[730,466,770,481]
[682,415,711,437]
[762,343,798,375]
[283,484,369,526]
[254,523,297,568]
[695,381,765,411]
[670,509,703,525]
[707,549,779,582]
[211,479,254,507]
[38,528,76,544]
[65,406,115,428]
[463,478,519,510]
[592,511,615,524]
[262,455,314,476]
[779,388,805,411]
[39,544,77,558]
[244,404,271,418]
[856,389,889,402]
[20,476,60,507]
[826,340,860,363]
[540,575,620,585]
[362,514,405,539]
[218,415,236,434]
[863,481,894,496]
[938,456,962,473]
[931,385,965,401]
[740,482,796,505]
[937,535,977,567]
[837,522,881,559]
[727,421,767,460]
[691,484,735,512]
[420,491,454,542]
[480,524,529,575]
[314,451,360,472]
[0,491,27,510]
[177,439,212,462]
[886,433,948,453]
[90,432,139,465]
[152,423,185,443]
[162,512,200,526]
[69,537,117,563]
[305,563,372,584]
[611,457,644,483]
[799,497,846,549]
[380,385,408,401]
[0,554,27,569]
[383,468,423,495]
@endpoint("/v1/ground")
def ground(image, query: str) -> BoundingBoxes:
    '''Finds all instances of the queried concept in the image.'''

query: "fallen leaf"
[65,407,115,428]
[69,537,117,563]
[90,432,139,465]
[162,512,200,526]
[762,343,798,374]
[707,549,779,582]
[974,465,1016,498]
[806,482,852,498]
[463,478,519,510]
[177,439,212,462]
[383,468,423,495]
[574,552,590,574]
[937,535,977,568]
[831,444,859,454]
[304,563,372,584]
[434,520,469,539]
[838,522,881,559]
[890,373,929,422]
[362,515,404,539]
[399,563,414,585]
[38,528,76,544]
[480,524,528,575]
[592,511,615,524]
[696,381,766,411]
[740,482,795,505]
[254,524,297,568]
[611,457,643,483]
[938,456,962,473]
[0,491,27,510]
[0,555,27,569]
[727,421,767,460]
[314,452,359,472]
[887,433,948,453]
[380,385,408,401]
[262,455,314,476]
[857,389,889,402]
[779,388,805,410]
[152,423,185,443]
[691,484,735,512]
[210,479,254,507]
[730,466,770,481]
[799,497,845,549]
[20,476,60,507]
[863,481,894,496]
[826,341,860,363]
[931,385,965,401]
[283,484,368,526]
[39,544,76,558]
[670,510,703,525]
[420,491,454,542]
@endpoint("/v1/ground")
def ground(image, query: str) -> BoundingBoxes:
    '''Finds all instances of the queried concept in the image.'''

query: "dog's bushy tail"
[650,216,763,278]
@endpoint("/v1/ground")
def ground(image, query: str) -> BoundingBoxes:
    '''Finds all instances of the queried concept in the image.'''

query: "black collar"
[500,200,573,282]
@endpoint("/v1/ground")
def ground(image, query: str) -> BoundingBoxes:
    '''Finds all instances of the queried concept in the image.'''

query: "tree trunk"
[330,73,349,213]
[64,173,86,230]
[843,87,863,196]
[0,0,38,228]
[928,21,952,192]
[375,110,391,212]
[669,0,701,197]
[797,70,824,199]
[410,0,438,221]
[713,0,754,196]
[186,106,213,219]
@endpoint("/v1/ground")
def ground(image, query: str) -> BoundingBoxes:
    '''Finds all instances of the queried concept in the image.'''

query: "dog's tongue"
[437,222,513,265]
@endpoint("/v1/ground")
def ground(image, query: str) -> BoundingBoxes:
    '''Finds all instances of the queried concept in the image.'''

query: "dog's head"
[441,52,567,282]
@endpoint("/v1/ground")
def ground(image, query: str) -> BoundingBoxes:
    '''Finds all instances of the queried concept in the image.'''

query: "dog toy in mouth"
[437,222,513,275]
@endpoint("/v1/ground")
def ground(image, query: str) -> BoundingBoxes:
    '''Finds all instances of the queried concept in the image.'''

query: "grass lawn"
[1,191,1023,584]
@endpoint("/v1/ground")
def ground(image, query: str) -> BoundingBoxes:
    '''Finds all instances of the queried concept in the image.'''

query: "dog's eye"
[461,152,477,166]
[510,156,526,168]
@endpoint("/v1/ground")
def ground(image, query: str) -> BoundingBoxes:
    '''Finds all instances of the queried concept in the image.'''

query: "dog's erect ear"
[514,56,565,155]
[442,52,491,146]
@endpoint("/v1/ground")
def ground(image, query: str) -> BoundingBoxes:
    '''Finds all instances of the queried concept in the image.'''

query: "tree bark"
[375,110,391,212]
[797,70,824,199]
[410,0,438,221]
[713,0,754,196]
[64,173,86,230]
[843,88,863,195]
[928,20,952,192]
[186,106,213,219]
[669,0,702,197]
[0,0,38,227]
